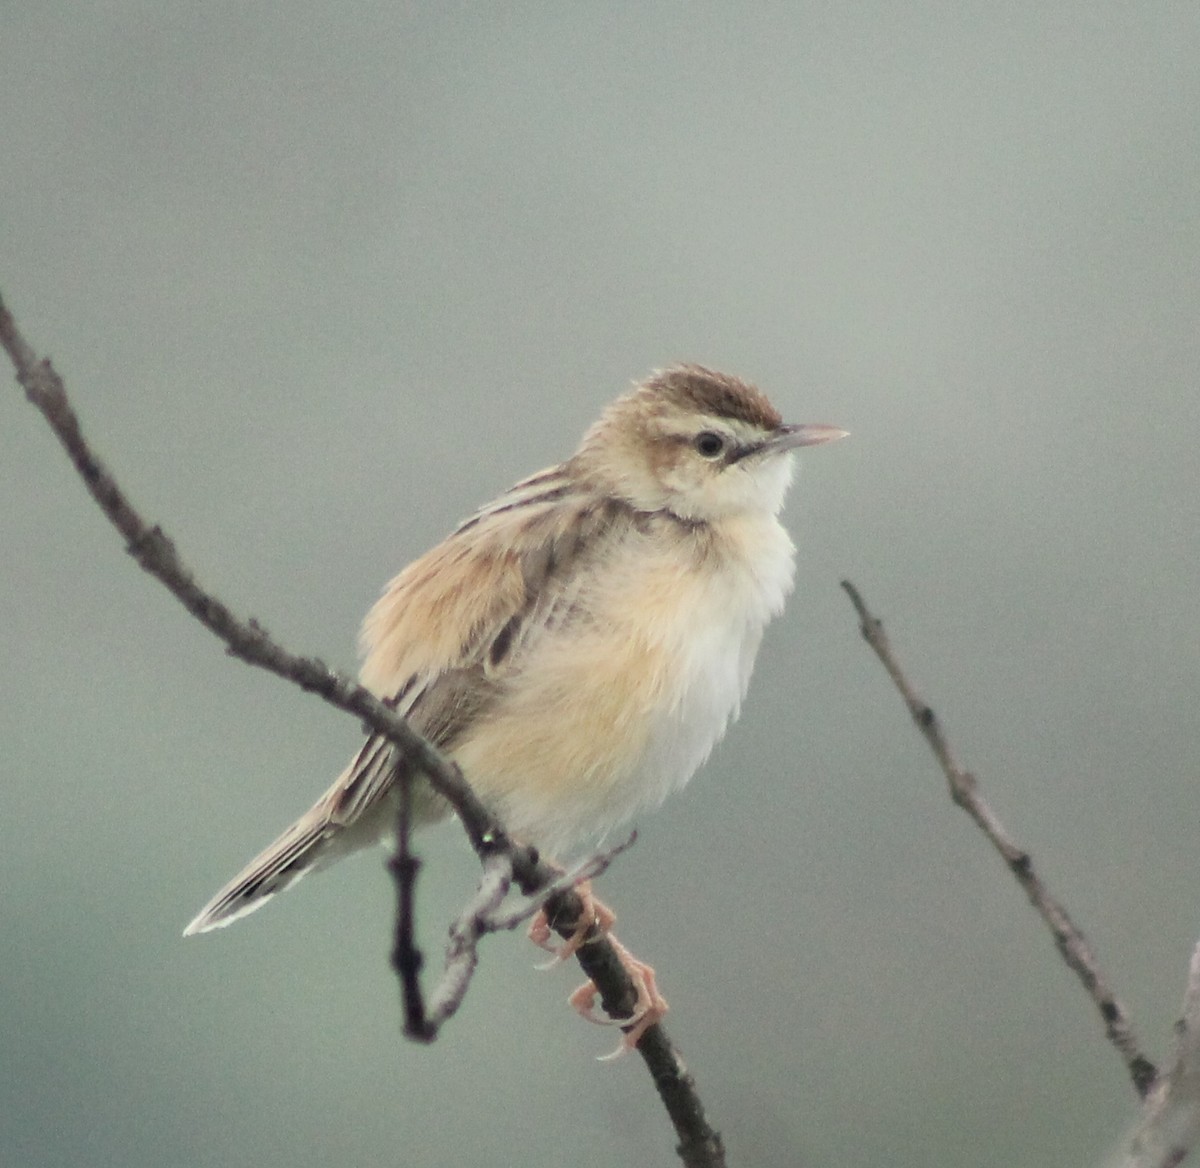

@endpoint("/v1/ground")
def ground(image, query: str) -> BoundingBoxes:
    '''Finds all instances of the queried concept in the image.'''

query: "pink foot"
[568,936,669,1060]
[527,879,617,968]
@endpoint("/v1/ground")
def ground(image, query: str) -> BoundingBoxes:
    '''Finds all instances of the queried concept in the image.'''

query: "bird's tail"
[182,802,351,936]
[184,732,452,936]
[183,739,403,935]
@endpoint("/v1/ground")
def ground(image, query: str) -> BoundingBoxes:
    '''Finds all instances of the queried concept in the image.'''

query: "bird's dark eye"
[693,431,725,459]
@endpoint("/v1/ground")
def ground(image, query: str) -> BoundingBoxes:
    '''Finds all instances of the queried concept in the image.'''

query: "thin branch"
[395,832,726,1165]
[487,833,638,932]
[398,833,637,1041]
[0,298,494,846]
[535,884,726,1168]
[1,292,725,1168]
[390,772,433,1041]
[422,852,515,1031]
[841,579,1157,1099]
[1120,943,1200,1167]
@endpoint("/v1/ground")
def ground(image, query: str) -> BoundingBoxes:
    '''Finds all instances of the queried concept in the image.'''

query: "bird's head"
[571,364,847,522]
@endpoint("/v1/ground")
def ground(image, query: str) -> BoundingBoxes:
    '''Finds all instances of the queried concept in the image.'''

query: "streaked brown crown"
[640,365,782,432]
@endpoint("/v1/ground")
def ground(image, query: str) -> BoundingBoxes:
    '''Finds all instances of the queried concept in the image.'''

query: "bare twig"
[422,852,515,1031]
[1,292,725,1168]
[395,833,635,1038]
[390,772,434,1041]
[397,832,726,1165]
[487,833,638,932]
[1119,943,1200,1167]
[841,579,1157,1099]
[0,297,494,846]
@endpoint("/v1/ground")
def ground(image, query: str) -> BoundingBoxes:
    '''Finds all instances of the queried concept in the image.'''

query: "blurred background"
[2,5,1198,1166]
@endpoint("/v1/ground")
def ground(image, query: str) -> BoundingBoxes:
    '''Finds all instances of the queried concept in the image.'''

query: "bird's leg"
[568,936,669,1059]
[527,878,668,1057]
[527,878,615,967]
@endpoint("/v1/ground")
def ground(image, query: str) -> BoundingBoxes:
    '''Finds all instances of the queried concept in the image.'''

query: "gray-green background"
[3,5,1198,1166]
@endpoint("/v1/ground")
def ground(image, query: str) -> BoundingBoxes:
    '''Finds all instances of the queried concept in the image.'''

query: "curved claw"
[528,910,568,970]
[567,939,669,1060]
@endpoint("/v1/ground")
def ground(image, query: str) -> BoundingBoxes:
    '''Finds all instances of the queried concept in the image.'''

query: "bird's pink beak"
[771,423,850,451]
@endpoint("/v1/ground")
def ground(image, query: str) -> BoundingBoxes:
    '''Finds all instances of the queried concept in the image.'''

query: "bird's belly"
[451,523,793,854]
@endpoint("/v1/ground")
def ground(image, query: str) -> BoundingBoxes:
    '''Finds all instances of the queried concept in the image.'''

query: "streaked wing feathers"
[341,466,628,823]
[359,464,614,698]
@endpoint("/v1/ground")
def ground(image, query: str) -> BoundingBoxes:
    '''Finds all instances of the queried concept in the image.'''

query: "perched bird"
[184,365,845,1045]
